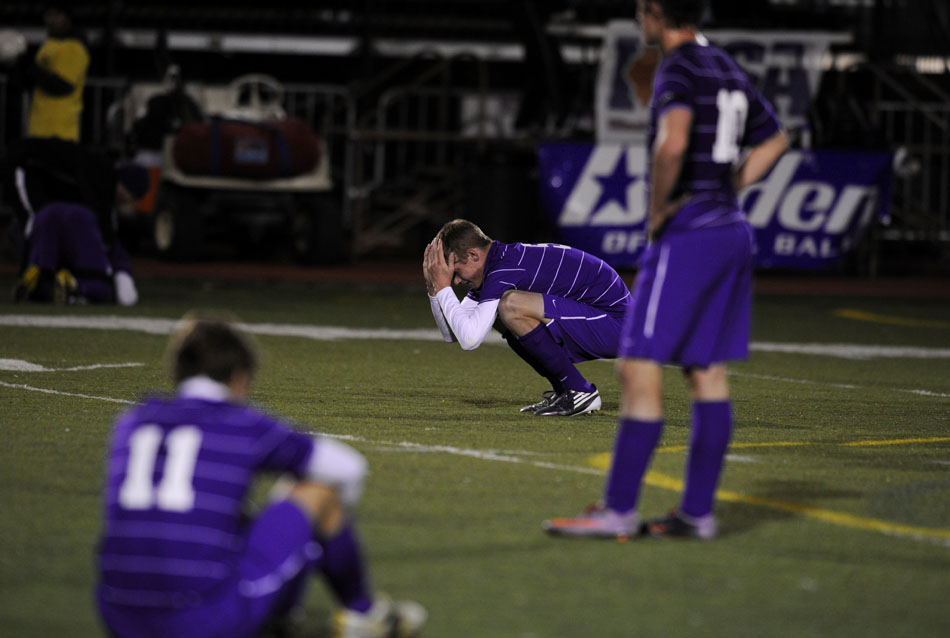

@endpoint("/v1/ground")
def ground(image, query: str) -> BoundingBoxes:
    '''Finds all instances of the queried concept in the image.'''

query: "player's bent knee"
[306,436,368,509]
[287,482,344,536]
[497,290,519,320]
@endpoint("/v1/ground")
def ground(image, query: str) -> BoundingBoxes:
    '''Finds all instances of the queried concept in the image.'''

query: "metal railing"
[344,52,516,256]
[1,61,501,258]
[866,64,950,241]
[6,57,950,266]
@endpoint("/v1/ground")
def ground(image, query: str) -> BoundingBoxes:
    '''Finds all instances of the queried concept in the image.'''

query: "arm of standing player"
[734,129,788,191]
[648,106,693,240]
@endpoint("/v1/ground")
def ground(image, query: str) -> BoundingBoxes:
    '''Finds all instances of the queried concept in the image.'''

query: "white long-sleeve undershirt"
[430,286,500,350]
[428,293,455,343]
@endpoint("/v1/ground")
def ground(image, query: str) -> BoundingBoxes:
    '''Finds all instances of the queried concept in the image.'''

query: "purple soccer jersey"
[470,241,630,313]
[472,241,632,363]
[619,40,781,366]
[647,41,781,232]
[97,382,315,609]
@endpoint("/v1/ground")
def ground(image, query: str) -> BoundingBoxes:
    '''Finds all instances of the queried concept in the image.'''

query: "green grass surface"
[1,275,948,637]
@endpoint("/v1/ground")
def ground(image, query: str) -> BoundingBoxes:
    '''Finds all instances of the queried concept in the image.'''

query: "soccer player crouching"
[424,219,632,416]
[96,316,426,637]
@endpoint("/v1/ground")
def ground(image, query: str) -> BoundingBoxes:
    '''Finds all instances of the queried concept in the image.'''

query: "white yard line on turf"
[729,371,950,399]
[2,314,950,360]
[3,314,948,399]
[0,359,143,372]
[1,381,947,546]
[0,381,135,404]
[327,431,950,547]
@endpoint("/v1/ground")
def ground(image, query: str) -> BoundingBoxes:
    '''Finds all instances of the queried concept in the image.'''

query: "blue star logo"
[593,151,637,213]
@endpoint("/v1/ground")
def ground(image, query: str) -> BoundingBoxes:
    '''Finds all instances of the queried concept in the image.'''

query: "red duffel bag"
[172,117,320,179]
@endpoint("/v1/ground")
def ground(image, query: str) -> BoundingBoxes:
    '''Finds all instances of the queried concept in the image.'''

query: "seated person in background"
[96,316,427,638]
[5,137,147,305]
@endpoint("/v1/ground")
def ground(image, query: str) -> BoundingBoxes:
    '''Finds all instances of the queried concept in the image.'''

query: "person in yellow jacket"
[27,5,89,141]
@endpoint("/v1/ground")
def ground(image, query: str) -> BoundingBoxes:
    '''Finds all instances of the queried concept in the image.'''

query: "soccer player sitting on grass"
[423,219,632,416]
[543,0,787,539]
[95,316,426,638]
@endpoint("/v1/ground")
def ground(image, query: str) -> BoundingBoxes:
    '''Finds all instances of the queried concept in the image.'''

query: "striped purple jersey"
[97,381,315,608]
[468,241,630,314]
[648,40,781,230]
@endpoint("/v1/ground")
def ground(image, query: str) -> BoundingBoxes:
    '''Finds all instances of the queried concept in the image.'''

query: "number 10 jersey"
[647,39,781,233]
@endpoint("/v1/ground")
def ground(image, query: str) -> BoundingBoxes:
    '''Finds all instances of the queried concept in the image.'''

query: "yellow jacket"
[28,36,90,142]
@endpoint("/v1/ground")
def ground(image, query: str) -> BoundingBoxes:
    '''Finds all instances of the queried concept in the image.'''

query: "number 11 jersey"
[97,377,315,608]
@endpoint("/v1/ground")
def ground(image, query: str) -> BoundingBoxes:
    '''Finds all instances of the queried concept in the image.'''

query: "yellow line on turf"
[714,483,950,543]
[642,436,950,455]
[840,436,950,447]
[834,308,950,328]
[589,436,950,544]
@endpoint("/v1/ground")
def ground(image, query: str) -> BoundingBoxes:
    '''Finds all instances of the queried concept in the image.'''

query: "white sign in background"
[595,22,851,144]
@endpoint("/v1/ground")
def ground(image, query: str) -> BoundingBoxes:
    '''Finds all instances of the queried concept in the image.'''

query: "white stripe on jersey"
[590,273,621,305]
[645,244,672,339]
[99,554,232,578]
[106,520,242,549]
[528,246,546,289]
[107,491,241,515]
[239,542,322,598]
[566,261,583,297]
[547,250,567,294]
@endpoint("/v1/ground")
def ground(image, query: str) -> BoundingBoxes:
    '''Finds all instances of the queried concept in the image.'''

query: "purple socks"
[603,417,664,514]
[319,523,374,613]
[517,323,592,393]
[681,400,732,518]
[603,402,731,518]
[503,329,565,393]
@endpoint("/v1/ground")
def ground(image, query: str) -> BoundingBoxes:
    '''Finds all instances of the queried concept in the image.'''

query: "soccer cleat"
[13,265,41,302]
[53,269,86,305]
[520,390,558,413]
[533,386,601,416]
[642,509,717,540]
[332,594,427,638]
[542,503,640,540]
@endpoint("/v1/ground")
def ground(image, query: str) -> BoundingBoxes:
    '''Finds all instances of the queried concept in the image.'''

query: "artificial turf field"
[0,273,948,637]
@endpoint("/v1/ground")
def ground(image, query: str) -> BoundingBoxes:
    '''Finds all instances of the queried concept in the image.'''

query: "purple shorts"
[29,203,111,275]
[543,294,628,363]
[618,221,754,367]
[97,501,321,638]
[28,203,123,302]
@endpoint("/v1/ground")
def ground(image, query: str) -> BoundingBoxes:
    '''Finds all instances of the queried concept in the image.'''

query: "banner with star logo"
[538,144,893,269]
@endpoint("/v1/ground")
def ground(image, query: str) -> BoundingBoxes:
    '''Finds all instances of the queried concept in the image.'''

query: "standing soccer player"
[424,219,632,416]
[96,317,426,637]
[544,0,787,539]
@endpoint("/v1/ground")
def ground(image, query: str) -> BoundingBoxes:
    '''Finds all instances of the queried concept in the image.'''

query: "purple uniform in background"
[473,240,631,362]
[97,383,319,637]
[619,40,781,366]
[28,202,133,302]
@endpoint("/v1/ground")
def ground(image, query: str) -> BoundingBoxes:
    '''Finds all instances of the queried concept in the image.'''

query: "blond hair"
[437,219,492,262]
